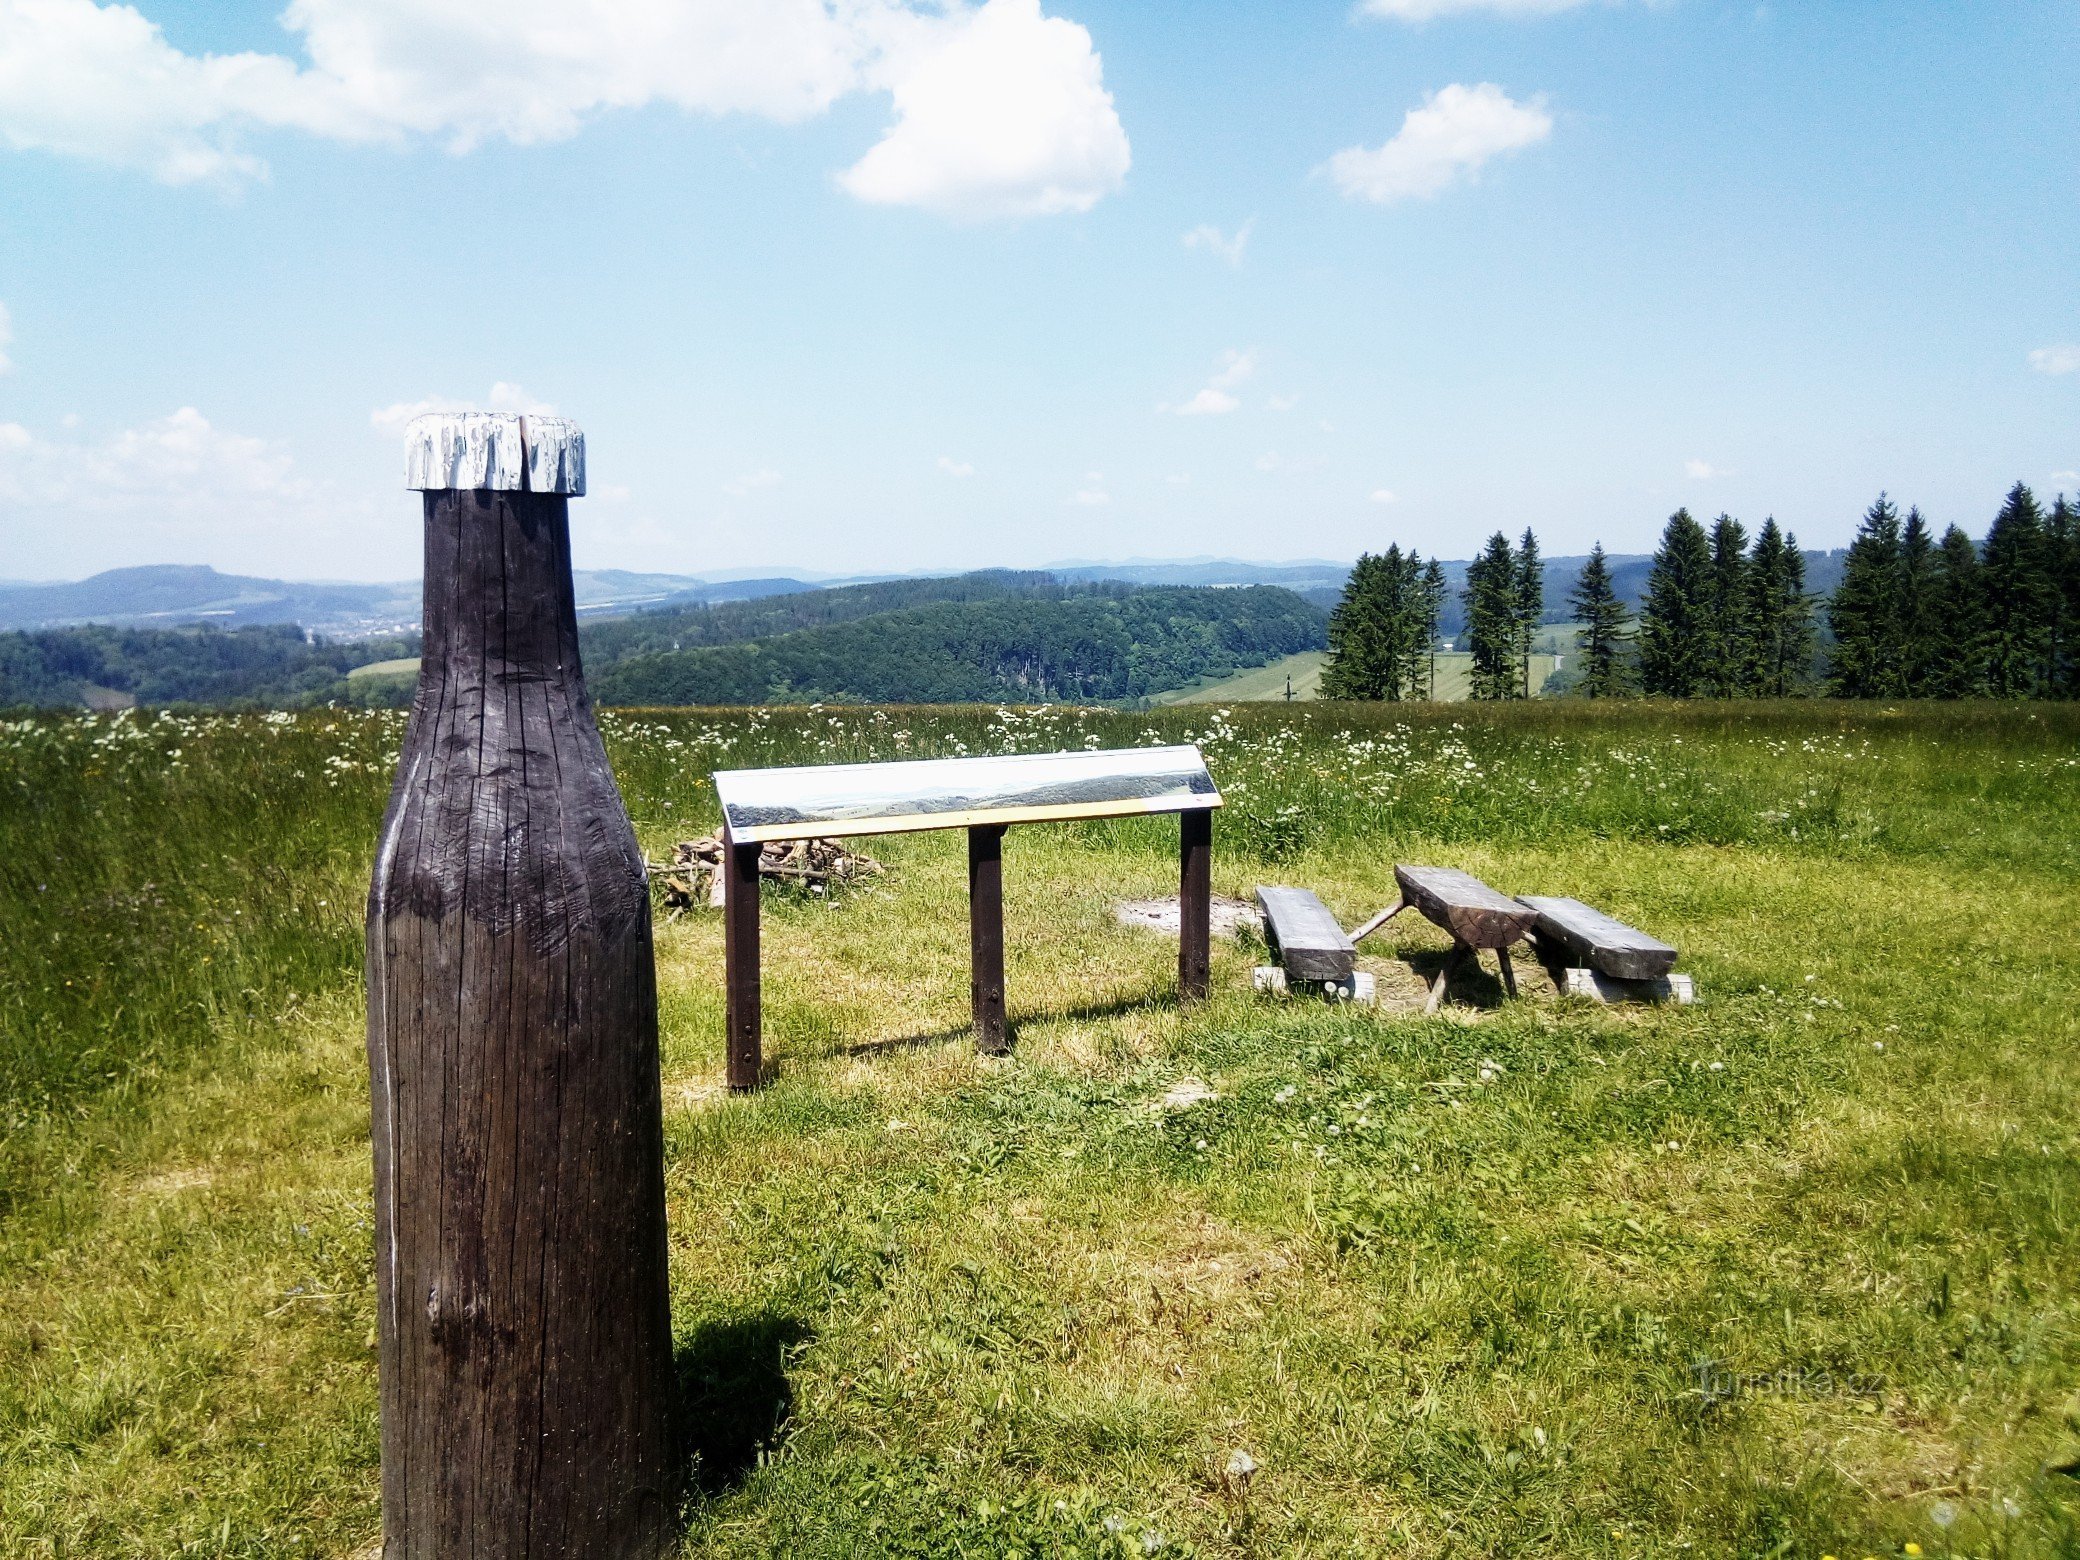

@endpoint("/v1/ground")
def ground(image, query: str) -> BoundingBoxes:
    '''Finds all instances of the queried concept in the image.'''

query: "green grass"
[3,700,2079,1557]
[1161,651,1562,703]
[1155,651,1327,704]
[342,658,419,684]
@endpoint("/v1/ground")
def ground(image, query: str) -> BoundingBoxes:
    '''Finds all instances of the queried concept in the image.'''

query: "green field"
[4,702,2078,1556]
[1163,650,1562,704]
[342,657,419,684]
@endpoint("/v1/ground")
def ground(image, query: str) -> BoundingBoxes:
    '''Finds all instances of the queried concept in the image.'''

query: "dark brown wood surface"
[725,838,762,1089]
[1394,864,1537,949]
[1254,886,1355,981]
[1516,895,1678,980]
[1179,809,1212,1000]
[366,488,674,1558]
[969,825,1009,1053]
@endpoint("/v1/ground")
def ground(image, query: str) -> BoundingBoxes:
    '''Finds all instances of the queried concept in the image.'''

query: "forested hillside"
[0,576,1324,709]
[0,623,418,709]
[576,569,1077,662]
[592,587,1327,706]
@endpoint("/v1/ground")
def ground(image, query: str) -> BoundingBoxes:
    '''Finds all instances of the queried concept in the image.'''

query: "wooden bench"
[1516,895,1692,1003]
[712,745,1221,1087]
[1254,886,1355,982]
[1251,886,1376,1003]
[1349,864,1538,1013]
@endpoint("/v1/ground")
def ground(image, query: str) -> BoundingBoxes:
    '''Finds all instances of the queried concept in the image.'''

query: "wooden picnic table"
[1348,863,1539,1013]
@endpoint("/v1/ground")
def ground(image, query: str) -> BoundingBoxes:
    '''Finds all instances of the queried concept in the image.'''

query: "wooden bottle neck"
[418,489,584,684]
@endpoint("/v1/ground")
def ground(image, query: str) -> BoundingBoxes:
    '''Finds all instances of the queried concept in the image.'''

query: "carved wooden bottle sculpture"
[367,413,674,1558]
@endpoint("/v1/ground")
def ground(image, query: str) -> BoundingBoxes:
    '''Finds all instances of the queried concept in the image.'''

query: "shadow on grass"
[674,1311,814,1499]
[1404,945,1515,1009]
[838,987,1175,1057]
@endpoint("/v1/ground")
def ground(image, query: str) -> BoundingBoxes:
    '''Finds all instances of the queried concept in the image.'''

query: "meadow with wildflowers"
[2,700,2077,1557]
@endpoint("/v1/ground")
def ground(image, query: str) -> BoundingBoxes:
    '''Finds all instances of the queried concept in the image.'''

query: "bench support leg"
[1425,941,1469,1015]
[1345,897,1405,945]
[969,824,1009,1055]
[724,837,762,1090]
[1179,809,1212,1002]
[1496,944,1520,1000]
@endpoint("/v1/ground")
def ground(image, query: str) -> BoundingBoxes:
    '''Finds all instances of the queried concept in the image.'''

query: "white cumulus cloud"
[0,0,1127,220]
[0,406,306,513]
[839,0,1129,219]
[1685,458,1728,479]
[1325,82,1551,205]
[2029,344,2080,376]
[1370,488,1397,504]
[1174,388,1238,417]
[1165,348,1256,415]
[937,455,975,476]
[1069,470,1109,504]
[1182,217,1254,266]
[724,467,783,496]
[1360,0,1599,19]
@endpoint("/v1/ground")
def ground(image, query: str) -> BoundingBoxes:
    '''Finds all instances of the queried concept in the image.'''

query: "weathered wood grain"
[366,486,674,1559]
[1517,895,1678,980]
[1394,864,1537,950]
[1254,886,1356,982]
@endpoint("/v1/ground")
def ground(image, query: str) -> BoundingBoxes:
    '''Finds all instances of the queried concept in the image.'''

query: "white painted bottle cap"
[404,412,586,496]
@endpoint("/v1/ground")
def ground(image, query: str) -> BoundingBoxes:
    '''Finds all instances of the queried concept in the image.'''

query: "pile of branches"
[650,834,883,913]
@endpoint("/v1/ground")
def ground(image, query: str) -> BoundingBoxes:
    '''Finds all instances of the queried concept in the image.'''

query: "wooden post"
[724,835,763,1089]
[1179,808,1212,1001]
[969,824,1008,1054]
[368,413,674,1558]
[1495,944,1520,999]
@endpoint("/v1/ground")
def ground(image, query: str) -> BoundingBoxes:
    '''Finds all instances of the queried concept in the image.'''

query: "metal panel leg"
[724,837,763,1090]
[1179,809,1212,1002]
[969,824,1009,1054]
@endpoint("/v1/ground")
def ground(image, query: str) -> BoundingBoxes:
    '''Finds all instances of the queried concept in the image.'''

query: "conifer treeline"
[1319,544,1448,699]
[1320,480,2078,702]
[1825,484,2078,698]
[1623,508,1817,697]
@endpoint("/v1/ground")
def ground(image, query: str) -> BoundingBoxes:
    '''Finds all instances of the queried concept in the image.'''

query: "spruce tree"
[1389,547,1429,700]
[1569,542,1632,697]
[1637,509,1714,696]
[1896,507,1938,695]
[1745,519,1814,696]
[1706,514,1751,696]
[1514,526,1543,697]
[1464,532,1521,700]
[1321,553,1385,699]
[2048,495,2079,697]
[1420,557,1447,699]
[1928,525,1985,698]
[1828,494,1905,697]
[1980,482,2055,697]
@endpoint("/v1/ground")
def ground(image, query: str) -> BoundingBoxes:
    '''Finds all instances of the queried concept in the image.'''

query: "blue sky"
[0,0,2074,583]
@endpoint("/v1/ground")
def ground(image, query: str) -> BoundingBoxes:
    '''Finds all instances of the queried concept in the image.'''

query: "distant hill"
[593,585,1328,706]
[1048,557,1353,592]
[0,564,810,637]
[579,569,1090,664]
[0,566,422,638]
